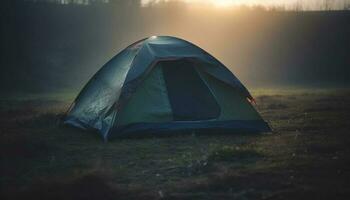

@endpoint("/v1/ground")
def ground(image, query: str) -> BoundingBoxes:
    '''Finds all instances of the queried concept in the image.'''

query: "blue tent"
[64,36,270,140]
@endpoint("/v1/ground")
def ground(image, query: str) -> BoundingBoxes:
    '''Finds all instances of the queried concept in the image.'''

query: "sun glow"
[141,0,249,7]
[210,0,237,7]
[141,0,350,10]
[141,0,285,8]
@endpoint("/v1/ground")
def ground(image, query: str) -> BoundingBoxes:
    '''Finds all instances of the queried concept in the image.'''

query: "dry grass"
[1,89,350,200]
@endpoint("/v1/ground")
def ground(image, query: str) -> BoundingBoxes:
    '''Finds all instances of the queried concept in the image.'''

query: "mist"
[1,0,349,95]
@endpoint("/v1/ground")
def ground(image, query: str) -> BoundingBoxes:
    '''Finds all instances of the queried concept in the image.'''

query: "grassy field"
[1,88,350,200]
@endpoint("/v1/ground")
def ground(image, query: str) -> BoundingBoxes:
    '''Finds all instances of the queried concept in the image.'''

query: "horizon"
[1,0,350,94]
[142,0,350,10]
[18,0,350,11]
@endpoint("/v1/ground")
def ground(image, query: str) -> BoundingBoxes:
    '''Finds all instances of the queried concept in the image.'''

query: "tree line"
[17,0,350,11]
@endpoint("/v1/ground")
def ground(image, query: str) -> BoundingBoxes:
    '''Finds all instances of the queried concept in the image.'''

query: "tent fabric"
[197,70,262,121]
[110,120,271,138]
[64,36,271,140]
[116,65,173,126]
[64,47,139,137]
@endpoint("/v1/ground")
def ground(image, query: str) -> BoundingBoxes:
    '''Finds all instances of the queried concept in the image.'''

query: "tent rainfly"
[64,36,271,140]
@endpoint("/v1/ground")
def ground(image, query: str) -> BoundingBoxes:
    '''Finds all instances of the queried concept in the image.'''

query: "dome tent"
[64,36,270,140]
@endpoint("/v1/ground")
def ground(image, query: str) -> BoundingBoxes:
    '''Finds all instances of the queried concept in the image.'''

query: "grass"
[208,145,263,162]
[1,88,350,199]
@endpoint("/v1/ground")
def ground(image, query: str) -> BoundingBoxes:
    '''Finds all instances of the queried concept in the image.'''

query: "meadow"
[1,88,350,199]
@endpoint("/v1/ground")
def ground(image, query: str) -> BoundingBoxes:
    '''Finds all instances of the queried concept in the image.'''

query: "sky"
[141,0,350,10]
[22,0,350,10]
[1,1,349,94]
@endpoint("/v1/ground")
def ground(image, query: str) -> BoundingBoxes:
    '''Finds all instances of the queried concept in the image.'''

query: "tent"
[64,36,270,140]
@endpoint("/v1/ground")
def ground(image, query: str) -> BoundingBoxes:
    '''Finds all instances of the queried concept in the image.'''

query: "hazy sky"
[2,0,349,93]
[141,0,349,10]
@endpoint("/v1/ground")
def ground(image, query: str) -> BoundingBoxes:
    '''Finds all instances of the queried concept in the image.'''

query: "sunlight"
[141,0,249,7]
[141,0,284,8]
[202,0,236,7]
[141,0,349,10]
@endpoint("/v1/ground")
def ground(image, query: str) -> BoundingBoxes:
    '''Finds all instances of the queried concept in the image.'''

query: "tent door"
[161,59,220,121]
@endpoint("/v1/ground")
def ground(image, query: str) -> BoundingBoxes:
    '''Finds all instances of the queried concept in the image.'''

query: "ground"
[1,88,350,200]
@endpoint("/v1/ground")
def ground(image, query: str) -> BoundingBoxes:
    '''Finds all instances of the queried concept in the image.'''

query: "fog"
[142,0,350,10]
[1,0,350,95]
